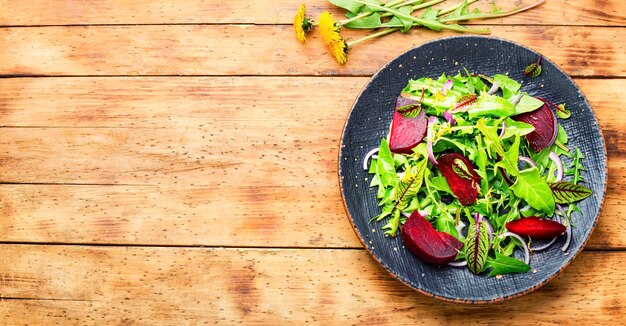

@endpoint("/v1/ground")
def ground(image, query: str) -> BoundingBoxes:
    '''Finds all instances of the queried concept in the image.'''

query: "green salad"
[365,71,592,276]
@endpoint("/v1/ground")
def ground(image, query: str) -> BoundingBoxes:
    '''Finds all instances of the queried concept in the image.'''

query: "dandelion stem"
[340,11,375,26]
[380,0,444,18]
[347,28,400,47]
[355,0,490,34]
[439,0,478,16]
[441,0,545,22]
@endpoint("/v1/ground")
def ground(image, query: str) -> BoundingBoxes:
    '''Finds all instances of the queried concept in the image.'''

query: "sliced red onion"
[363,147,380,170]
[487,82,500,95]
[448,260,467,267]
[499,232,530,264]
[548,151,564,181]
[530,236,558,251]
[498,120,507,138]
[557,204,572,252]
[518,156,537,168]
[443,110,456,126]
[427,116,438,165]
[441,79,453,95]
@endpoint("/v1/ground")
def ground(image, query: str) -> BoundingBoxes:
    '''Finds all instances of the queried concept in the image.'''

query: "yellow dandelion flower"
[319,11,341,45]
[329,38,348,65]
[293,4,313,43]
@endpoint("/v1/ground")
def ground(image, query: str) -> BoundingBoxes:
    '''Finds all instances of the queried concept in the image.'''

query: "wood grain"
[1,246,625,324]
[0,78,623,248]
[0,0,623,26]
[0,25,623,77]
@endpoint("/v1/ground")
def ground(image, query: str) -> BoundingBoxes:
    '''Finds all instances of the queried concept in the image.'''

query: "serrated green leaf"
[465,220,490,274]
[487,253,531,276]
[550,181,592,203]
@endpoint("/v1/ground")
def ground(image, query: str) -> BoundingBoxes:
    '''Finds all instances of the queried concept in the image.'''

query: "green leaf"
[514,94,544,115]
[469,94,516,118]
[396,102,422,118]
[394,159,427,209]
[343,12,383,29]
[430,176,453,195]
[452,158,473,180]
[382,209,401,236]
[476,119,518,176]
[511,167,555,215]
[556,103,571,119]
[550,181,592,204]
[376,138,397,188]
[524,63,542,78]
[395,5,414,33]
[493,74,521,99]
[435,214,460,239]
[487,253,531,276]
[500,118,535,138]
[465,219,490,274]
[329,0,364,14]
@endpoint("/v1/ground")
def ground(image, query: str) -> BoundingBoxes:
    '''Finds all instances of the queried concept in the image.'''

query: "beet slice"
[437,153,481,206]
[512,103,558,152]
[506,216,566,240]
[402,211,463,265]
[389,96,427,154]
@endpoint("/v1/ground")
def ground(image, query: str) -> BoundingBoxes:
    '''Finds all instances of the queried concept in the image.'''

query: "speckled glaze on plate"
[338,36,607,303]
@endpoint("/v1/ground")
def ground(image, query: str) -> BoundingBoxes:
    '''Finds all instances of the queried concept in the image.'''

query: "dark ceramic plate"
[338,36,607,303]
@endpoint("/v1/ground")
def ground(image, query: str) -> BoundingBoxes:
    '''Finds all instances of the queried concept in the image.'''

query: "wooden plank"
[0,77,623,248]
[1,246,625,324]
[0,77,621,128]
[0,25,623,77]
[0,0,623,26]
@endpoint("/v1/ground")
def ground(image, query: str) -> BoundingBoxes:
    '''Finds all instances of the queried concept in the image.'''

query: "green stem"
[347,28,400,47]
[380,0,445,18]
[338,0,423,25]
[439,0,478,16]
[441,0,545,23]
[354,0,490,34]
[339,11,374,26]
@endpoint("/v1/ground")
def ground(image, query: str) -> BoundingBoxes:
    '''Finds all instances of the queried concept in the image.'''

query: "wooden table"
[0,0,624,324]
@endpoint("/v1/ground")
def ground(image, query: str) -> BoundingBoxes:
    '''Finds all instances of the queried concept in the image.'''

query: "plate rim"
[337,35,608,304]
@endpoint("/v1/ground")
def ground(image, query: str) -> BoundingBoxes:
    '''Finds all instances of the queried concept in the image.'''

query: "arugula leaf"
[511,167,556,215]
[486,253,531,276]
[514,94,544,115]
[376,138,397,188]
[430,175,454,195]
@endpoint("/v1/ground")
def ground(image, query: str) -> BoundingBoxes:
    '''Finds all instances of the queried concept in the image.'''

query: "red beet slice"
[437,153,481,206]
[512,103,558,152]
[506,216,566,240]
[389,96,427,154]
[402,211,463,265]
